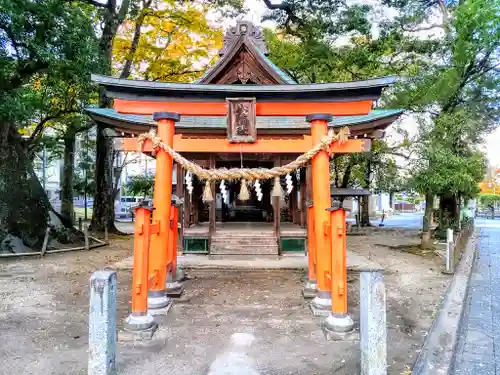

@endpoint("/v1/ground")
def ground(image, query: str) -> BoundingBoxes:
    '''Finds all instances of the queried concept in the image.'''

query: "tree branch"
[28,110,76,143]
[117,0,131,23]
[262,0,302,32]
[402,23,444,33]
[79,0,109,8]
[262,0,289,10]
[436,0,448,28]
[119,8,153,79]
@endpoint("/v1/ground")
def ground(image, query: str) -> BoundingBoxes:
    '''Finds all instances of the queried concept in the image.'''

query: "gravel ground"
[0,229,450,375]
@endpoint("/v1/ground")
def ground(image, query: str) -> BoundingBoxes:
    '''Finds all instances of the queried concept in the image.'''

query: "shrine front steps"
[209,232,279,260]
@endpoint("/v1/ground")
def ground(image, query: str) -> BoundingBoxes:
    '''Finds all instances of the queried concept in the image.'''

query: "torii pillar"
[147,112,180,312]
[307,114,334,314]
[306,114,354,333]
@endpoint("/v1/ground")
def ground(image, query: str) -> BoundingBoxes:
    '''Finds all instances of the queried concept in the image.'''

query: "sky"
[235,0,500,168]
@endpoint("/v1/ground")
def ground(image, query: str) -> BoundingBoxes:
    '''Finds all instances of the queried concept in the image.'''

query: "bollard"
[360,271,387,375]
[88,271,117,375]
[444,228,454,274]
[124,205,157,338]
[84,226,90,251]
[303,204,318,298]
[104,226,109,243]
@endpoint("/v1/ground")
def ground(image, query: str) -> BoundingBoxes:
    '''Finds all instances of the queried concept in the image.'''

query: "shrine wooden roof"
[195,23,296,84]
[91,73,397,103]
[88,21,402,134]
[86,108,404,137]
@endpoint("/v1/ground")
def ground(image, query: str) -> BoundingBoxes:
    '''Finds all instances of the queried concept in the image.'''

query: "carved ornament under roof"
[219,21,269,56]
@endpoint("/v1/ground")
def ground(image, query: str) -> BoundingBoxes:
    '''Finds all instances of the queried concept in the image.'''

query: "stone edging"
[411,230,478,375]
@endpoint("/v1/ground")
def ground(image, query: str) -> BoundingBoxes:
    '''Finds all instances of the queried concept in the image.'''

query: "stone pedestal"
[310,290,332,317]
[174,266,186,282]
[147,290,173,315]
[123,313,158,340]
[321,313,356,341]
[302,279,318,298]
[166,281,184,297]
[166,272,184,297]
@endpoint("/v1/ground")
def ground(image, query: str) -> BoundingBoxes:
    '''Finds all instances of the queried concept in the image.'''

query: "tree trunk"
[90,124,117,232]
[61,131,76,224]
[421,191,434,249]
[0,125,50,249]
[389,191,394,209]
[437,193,459,236]
[90,13,120,233]
[360,195,371,226]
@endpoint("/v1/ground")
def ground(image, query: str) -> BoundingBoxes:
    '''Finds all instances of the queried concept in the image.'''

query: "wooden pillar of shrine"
[300,167,307,228]
[273,156,281,253]
[147,112,180,312]
[183,170,191,229]
[176,164,184,250]
[291,181,299,224]
[307,114,333,315]
[208,156,216,249]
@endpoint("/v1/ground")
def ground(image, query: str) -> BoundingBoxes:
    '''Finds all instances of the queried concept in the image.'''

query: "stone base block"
[321,325,359,341]
[321,313,356,341]
[310,291,332,317]
[148,298,173,316]
[174,267,186,282]
[310,304,331,317]
[302,280,318,299]
[166,281,185,298]
[302,288,317,299]
[120,322,159,341]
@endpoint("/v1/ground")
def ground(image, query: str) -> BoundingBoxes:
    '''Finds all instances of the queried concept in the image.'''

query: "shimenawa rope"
[137,127,350,201]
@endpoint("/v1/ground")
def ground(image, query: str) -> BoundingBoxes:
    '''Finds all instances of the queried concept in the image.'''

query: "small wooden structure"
[88,21,403,327]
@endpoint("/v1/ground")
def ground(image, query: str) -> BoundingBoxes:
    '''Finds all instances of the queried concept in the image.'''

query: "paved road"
[452,219,500,374]
[347,212,423,230]
[377,212,423,229]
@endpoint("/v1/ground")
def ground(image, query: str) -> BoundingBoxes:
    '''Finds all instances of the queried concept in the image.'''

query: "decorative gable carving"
[198,21,293,85]
[219,21,268,56]
[215,46,280,84]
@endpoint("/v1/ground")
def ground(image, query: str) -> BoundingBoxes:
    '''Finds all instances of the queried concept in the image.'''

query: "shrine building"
[87,21,403,257]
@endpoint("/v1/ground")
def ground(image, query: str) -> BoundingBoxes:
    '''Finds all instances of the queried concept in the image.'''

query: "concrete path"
[452,219,500,374]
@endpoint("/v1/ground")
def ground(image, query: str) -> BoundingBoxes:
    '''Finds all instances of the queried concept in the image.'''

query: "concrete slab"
[112,251,383,272]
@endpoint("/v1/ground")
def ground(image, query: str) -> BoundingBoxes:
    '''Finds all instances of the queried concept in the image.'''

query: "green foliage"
[262,0,372,39]
[382,0,500,233]
[409,111,487,198]
[477,194,500,208]
[126,174,155,198]
[0,0,101,129]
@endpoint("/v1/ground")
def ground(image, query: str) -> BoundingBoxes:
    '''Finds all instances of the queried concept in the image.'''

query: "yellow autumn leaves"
[112,0,224,82]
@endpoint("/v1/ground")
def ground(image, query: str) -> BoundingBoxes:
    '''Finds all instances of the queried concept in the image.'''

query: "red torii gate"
[90,73,397,336]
